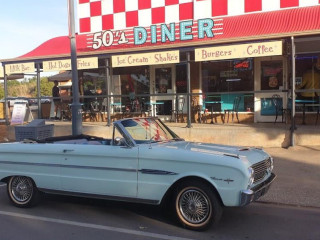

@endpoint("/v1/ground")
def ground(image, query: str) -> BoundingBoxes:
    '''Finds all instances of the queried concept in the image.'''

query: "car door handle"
[63,149,74,153]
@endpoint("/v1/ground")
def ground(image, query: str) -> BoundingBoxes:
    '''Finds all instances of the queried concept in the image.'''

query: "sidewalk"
[4,120,320,147]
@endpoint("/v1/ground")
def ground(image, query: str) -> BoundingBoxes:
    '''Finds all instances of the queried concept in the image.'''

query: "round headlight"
[248,167,255,188]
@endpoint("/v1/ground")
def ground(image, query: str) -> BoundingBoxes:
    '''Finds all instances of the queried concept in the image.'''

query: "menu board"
[10,103,33,125]
[11,103,27,125]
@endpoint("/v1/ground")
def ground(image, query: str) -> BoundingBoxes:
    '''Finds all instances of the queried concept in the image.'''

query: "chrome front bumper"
[240,173,276,206]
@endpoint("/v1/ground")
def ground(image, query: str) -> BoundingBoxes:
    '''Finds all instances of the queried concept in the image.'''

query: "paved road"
[260,146,320,208]
[0,185,319,240]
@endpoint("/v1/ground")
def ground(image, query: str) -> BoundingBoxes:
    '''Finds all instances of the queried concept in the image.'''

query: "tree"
[40,77,54,96]
[0,77,54,98]
[29,77,54,96]
[0,83,4,99]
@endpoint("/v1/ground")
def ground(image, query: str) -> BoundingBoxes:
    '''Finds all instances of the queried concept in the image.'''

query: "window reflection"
[201,59,254,112]
[112,66,150,112]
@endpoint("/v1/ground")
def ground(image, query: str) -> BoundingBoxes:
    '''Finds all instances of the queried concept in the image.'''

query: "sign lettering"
[10,103,27,125]
[5,62,34,74]
[43,57,98,72]
[195,41,283,62]
[112,51,180,68]
[91,18,215,50]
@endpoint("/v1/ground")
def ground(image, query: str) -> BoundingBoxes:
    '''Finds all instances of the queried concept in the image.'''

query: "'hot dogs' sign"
[195,41,282,61]
[43,57,98,72]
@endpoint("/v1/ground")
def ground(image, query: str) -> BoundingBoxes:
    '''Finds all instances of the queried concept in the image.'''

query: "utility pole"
[68,0,82,135]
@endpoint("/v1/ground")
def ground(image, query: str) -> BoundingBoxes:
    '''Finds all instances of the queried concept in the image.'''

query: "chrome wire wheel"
[9,176,34,204]
[178,188,211,225]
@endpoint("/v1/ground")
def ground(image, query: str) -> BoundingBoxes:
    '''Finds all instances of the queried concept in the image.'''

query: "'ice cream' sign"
[112,51,179,68]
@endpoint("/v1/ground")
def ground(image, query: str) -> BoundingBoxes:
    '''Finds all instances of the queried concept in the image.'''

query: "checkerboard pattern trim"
[77,0,319,33]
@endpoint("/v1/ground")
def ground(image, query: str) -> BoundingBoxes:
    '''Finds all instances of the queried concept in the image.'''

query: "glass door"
[150,65,176,119]
[254,56,288,122]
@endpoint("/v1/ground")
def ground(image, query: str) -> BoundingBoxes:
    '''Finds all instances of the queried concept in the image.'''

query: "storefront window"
[112,66,150,112]
[176,64,187,93]
[79,68,106,110]
[261,60,283,91]
[155,68,172,94]
[202,59,254,93]
[201,59,254,112]
[295,55,320,100]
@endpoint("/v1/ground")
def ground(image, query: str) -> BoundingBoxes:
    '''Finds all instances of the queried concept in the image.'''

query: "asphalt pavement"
[259,146,320,208]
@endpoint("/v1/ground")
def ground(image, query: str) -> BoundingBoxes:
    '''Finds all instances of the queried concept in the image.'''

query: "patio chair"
[89,101,101,121]
[60,102,71,121]
[192,97,203,123]
[224,96,241,123]
[272,94,290,124]
[140,100,152,117]
[101,98,108,121]
[171,97,185,123]
[101,98,108,112]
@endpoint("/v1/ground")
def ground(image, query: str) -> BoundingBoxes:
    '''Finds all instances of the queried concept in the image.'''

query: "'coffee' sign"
[195,41,283,61]
[112,51,179,68]
[43,57,98,72]
[5,62,34,74]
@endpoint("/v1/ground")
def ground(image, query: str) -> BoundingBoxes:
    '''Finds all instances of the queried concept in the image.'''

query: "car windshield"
[120,118,180,143]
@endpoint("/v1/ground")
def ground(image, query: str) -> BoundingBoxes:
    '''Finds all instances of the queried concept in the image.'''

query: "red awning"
[5,5,320,62]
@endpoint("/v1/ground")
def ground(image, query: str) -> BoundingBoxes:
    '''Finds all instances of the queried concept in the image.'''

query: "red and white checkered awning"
[78,0,320,34]
[3,5,320,61]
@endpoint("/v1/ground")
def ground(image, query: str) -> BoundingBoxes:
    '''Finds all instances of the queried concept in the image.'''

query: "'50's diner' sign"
[90,19,217,50]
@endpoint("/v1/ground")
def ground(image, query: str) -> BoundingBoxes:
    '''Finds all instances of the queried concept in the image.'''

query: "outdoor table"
[295,99,316,124]
[148,101,164,117]
[204,101,223,124]
[111,102,124,113]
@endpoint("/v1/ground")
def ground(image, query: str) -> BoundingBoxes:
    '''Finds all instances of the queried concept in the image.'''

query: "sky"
[0,0,76,60]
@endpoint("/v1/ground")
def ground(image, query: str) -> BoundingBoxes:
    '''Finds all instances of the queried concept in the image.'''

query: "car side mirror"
[114,137,129,147]
[114,137,122,146]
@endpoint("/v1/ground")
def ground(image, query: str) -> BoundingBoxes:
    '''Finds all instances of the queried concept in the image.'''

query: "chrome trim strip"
[38,188,159,205]
[139,169,178,175]
[0,160,60,168]
[61,165,136,172]
[223,153,240,159]
[0,161,136,173]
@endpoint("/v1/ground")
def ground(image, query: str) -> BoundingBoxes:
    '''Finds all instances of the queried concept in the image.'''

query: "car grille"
[252,158,272,183]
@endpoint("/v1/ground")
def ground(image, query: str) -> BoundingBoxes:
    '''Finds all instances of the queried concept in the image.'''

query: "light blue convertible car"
[0,117,275,230]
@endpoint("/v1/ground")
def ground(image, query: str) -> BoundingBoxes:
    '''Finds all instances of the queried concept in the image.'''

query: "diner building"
[1,0,320,127]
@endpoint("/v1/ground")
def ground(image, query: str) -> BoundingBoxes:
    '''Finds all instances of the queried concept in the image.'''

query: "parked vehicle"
[0,117,275,230]
[28,98,38,105]
[7,97,28,107]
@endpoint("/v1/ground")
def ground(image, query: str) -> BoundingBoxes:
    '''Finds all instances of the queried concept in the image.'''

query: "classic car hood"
[160,141,270,165]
